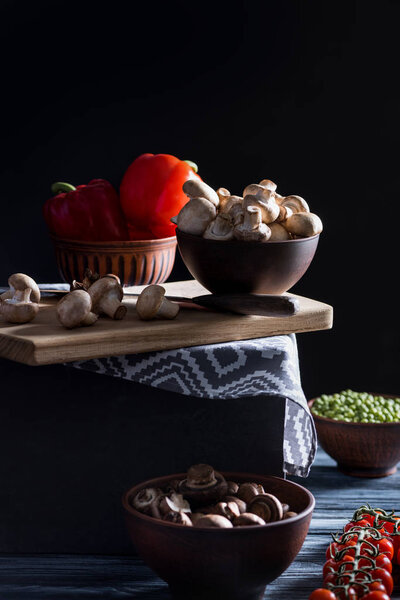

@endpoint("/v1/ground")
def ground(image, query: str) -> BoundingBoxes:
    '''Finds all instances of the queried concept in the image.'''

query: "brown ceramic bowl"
[176,229,320,294]
[122,471,315,600]
[308,395,400,478]
[50,234,177,287]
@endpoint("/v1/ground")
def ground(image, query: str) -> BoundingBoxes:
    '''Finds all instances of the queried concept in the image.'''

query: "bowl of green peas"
[308,390,400,478]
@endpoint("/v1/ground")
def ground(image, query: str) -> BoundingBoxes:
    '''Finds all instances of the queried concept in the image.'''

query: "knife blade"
[1,287,299,317]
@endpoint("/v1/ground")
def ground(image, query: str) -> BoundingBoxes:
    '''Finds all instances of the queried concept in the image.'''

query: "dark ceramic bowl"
[309,395,400,478]
[122,471,315,600]
[50,234,177,287]
[176,229,320,294]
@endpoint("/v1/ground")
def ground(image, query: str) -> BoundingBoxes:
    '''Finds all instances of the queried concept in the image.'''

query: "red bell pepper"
[43,179,129,241]
[119,153,201,239]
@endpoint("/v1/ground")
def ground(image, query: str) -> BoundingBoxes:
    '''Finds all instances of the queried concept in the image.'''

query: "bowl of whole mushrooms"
[123,463,315,600]
[173,178,323,294]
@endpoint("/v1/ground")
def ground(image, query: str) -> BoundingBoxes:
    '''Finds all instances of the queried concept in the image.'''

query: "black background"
[1,0,399,399]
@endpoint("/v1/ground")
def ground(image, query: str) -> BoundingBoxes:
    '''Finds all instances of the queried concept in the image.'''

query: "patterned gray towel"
[72,334,316,477]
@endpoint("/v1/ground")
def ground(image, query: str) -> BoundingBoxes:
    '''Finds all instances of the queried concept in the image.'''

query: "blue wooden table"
[1,449,399,599]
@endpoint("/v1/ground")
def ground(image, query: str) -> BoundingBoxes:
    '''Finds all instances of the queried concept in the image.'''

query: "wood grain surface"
[0,449,398,599]
[0,280,333,366]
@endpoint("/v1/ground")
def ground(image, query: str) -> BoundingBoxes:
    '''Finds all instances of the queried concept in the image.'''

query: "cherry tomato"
[326,542,340,560]
[323,559,338,579]
[309,589,336,600]
[323,573,337,587]
[370,568,393,596]
[360,592,390,600]
[345,519,371,531]
[361,537,394,560]
[358,553,392,574]
[336,585,358,600]
[397,545,400,565]
[367,583,387,593]
[337,554,355,573]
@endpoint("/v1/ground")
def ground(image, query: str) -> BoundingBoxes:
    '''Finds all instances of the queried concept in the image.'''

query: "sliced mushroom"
[269,222,291,241]
[203,214,234,241]
[248,493,283,522]
[131,487,163,514]
[88,276,127,320]
[177,197,217,235]
[194,514,233,528]
[233,513,266,527]
[182,180,220,207]
[162,511,193,526]
[233,206,271,242]
[136,285,179,320]
[57,290,98,329]
[179,464,228,508]
[283,212,323,237]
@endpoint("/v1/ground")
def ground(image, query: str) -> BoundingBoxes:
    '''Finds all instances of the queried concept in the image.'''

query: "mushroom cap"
[87,276,124,308]
[0,300,39,323]
[283,212,323,237]
[194,514,233,528]
[269,222,291,241]
[136,285,166,320]
[182,180,220,207]
[203,214,234,241]
[186,464,217,489]
[57,290,93,329]
[7,273,41,303]
[177,197,217,236]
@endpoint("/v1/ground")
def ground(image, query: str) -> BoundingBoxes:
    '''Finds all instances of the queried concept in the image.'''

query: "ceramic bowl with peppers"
[122,463,315,600]
[43,155,200,286]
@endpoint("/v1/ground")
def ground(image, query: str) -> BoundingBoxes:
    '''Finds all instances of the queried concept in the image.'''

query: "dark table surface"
[1,449,399,600]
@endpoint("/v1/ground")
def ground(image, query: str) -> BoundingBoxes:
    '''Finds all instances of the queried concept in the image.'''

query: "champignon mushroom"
[179,464,228,508]
[213,501,240,521]
[203,214,234,241]
[283,511,298,519]
[277,195,310,213]
[233,206,271,242]
[0,273,41,304]
[248,493,283,523]
[87,276,127,320]
[162,511,193,526]
[57,290,98,329]
[194,514,233,528]
[71,268,100,291]
[283,212,323,237]
[233,513,266,526]
[182,180,220,207]
[136,285,179,320]
[243,190,280,224]
[226,481,239,495]
[158,492,191,515]
[176,197,217,235]
[223,495,247,514]
[259,179,278,192]
[216,187,231,209]
[219,196,244,226]
[0,298,39,324]
[131,487,163,514]
[236,483,263,504]
[269,222,291,241]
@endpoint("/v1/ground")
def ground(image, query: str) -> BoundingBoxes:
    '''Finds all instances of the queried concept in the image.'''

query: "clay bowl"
[176,229,320,294]
[308,395,400,477]
[122,471,315,600]
[50,234,177,287]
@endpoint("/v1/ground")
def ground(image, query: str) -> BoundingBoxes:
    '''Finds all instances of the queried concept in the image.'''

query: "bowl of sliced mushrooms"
[173,178,323,294]
[123,463,315,600]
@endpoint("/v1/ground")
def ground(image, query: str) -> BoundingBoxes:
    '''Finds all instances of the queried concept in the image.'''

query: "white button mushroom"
[182,180,220,207]
[283,212,323,237]
[269,222,291,241]
[176,197,217,235]
[87,276,127,320]
[57,290,98,329]
[136,284,179,320]
[0,273,41,323]
[233,206,272,242]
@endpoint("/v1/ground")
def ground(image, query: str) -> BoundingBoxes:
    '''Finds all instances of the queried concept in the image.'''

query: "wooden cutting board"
[0,279,333,366]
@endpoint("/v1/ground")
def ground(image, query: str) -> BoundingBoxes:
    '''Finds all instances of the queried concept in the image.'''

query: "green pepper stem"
[183,160,198,173]
[51,182,77,194]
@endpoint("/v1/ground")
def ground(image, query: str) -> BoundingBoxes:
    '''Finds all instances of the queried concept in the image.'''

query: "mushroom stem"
[98,292,127,320]
[157,298,180,319]
[245,206,262,229]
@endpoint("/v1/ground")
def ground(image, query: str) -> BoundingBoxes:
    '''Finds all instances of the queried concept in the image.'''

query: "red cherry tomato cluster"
[310,504,400,600]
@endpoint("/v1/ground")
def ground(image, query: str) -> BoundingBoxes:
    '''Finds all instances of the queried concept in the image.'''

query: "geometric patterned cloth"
[72,334,317,477]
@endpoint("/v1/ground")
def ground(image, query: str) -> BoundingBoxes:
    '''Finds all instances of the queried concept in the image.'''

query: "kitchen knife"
[0,287,299,317]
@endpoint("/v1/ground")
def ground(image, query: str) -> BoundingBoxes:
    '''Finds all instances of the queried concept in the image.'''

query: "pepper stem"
[51,182,77,194]
[183,160,198,173]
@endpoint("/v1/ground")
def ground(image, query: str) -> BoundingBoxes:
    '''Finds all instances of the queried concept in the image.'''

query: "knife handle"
[191,294,299,317]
